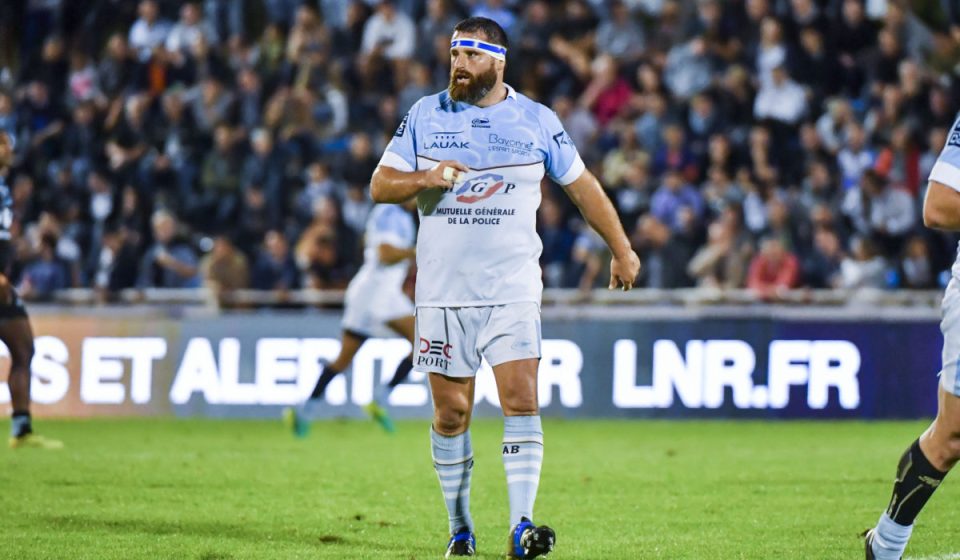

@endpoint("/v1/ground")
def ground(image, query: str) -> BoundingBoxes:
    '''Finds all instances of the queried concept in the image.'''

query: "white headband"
[450,38,507,61]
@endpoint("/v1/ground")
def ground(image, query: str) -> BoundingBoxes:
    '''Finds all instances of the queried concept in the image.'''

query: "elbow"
[923,204,947,230]
[370,177,386,203]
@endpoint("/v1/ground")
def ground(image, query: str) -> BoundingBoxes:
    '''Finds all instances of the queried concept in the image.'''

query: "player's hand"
[609,250,641,291]
[425,160,470,190]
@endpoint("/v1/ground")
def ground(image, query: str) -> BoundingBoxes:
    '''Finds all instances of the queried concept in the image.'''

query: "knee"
[940,433,960,463]
[500,393,538,417]
[434,403,470,435]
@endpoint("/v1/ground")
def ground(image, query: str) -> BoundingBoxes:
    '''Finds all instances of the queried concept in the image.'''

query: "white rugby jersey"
[929,112,960,280]
[378,84,585,307]
[350,204,416,293]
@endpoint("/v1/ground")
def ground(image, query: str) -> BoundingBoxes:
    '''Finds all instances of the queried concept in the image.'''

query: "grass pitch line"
[905,554,960,560]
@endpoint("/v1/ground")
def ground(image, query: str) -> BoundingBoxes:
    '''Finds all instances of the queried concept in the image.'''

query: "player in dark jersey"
[0,130,62,449]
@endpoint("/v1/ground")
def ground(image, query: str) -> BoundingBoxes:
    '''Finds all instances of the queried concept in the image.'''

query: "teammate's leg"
[284,330,367,437]
[307,329,367,402]
[868,386,959,559]
[493,358,554,558]
[430,372,477,556]
[3,316,60,449]
[376,315,416,403]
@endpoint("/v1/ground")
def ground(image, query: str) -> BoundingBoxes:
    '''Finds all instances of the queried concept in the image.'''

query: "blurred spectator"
[165,2,218,56]
[595,1,645,61]
[361,1,415,61]
[650,170,704,233]
[753,64,807,127]
[19,234,70,301]
[201,234,249,294]
[664,36,712,100]
[687,219,751,289]
[837,122,876,190]
[128,0,171,63]
[803,227,845,288]
[839,235,888,289]
[841,169,915,254]
[252,230,300,291]
[899,234,934,289]
[632,214,695,288]
[194,124,241,229]
[138,210,200,288]
[747,237,800,299]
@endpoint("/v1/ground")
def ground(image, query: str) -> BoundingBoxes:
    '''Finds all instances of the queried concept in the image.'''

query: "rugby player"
[285,200,417,435]
[369,17,641,558]
[0,130,62,450]
[865,113,960,558]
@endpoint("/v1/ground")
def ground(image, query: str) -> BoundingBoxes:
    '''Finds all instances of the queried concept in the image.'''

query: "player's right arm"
[369,100,469,203]
[923,116,960,231]
[371,160,469,203]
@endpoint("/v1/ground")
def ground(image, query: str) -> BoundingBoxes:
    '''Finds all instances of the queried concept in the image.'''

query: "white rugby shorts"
[412,302,542,377]
[939,278,960,396]
[341,280,414,338]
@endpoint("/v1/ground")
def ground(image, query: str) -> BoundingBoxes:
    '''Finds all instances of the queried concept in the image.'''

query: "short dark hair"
[453,17,509,51]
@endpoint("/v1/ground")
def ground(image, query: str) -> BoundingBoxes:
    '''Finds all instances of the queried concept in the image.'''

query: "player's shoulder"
[512,90,561,129]
[410,90,449,115]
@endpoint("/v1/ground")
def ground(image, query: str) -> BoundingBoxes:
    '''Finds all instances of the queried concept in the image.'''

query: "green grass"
[1,418,957,559]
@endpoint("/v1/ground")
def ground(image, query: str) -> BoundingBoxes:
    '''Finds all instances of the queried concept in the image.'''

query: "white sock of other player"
[431,428,474,533]
[871,513,912,560]
[502,415,544,525]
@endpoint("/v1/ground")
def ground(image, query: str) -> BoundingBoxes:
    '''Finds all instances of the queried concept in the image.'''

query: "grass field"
[1,418,958,559]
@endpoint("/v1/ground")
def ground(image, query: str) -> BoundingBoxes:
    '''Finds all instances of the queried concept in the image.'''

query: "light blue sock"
[431,428,474,534]
[871,512,913,560]
[11,413,31,438]
[502,415,544,526]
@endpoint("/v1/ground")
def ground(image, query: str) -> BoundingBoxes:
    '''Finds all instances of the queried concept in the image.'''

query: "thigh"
[939,281,960,395]
[492,358,540,416]
[413,307,481,377]
[0,316,34,364]
[479,302,541,369]
[386,315,416,344]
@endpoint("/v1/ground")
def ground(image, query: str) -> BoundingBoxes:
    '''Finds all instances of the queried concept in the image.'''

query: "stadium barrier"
[0,294,942,420]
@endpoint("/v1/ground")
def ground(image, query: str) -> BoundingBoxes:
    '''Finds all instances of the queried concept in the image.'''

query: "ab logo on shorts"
[418,337,453,370]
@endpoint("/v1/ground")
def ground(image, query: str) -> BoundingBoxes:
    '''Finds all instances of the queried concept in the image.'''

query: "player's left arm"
[563,170,641,290]
[923,118,960,231]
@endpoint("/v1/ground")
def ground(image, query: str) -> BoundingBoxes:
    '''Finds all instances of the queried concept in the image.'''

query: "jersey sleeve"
[540,107,586,186]
[930,113,960,192]
[378,100,421,172]
[374,207,414,249]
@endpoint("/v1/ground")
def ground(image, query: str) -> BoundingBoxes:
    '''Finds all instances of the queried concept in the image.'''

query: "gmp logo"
[455,173,517,203]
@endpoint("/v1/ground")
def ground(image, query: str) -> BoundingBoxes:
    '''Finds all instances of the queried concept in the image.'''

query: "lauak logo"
[424,131,469,150]
[455,173,516,203]
[417,337,452,370]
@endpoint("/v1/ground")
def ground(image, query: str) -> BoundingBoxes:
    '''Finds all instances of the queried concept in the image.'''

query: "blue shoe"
[507,517,555,558]
[282,406,309,438]
[445,528,476,557]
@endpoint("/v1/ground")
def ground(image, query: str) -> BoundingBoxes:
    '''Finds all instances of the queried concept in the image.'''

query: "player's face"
[0,132,12,169]
[448,33,500,104]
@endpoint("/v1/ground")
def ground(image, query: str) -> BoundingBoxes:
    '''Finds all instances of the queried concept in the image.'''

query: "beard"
[448,66,498,104]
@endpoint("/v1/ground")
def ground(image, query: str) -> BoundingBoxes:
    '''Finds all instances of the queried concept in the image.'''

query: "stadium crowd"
[0,0,959,302]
